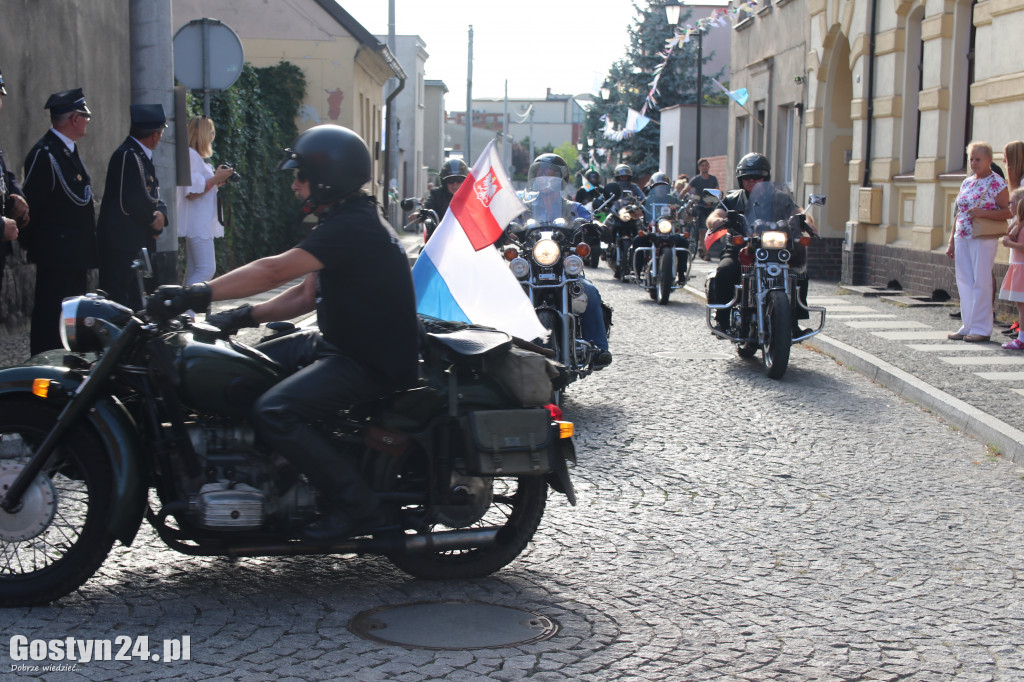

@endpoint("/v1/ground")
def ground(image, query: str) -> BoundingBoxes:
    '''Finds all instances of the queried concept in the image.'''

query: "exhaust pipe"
[166,527,502,558]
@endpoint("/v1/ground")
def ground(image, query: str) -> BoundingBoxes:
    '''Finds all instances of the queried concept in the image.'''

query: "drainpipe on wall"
[862,0,878,187]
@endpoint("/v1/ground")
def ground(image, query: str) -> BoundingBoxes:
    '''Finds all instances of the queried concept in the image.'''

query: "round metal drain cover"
[350,601,558,650]
[653,350,731,360]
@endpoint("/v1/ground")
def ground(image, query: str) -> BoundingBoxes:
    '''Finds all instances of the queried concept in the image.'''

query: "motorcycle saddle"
[427,328,513,362]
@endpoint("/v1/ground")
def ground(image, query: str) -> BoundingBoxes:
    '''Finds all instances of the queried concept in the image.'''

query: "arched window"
[899,7,925,173]
[946,0,976,171]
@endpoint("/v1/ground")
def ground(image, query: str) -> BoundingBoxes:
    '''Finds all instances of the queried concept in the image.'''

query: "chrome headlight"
[532,239,561,267]
[618,208,632,222]
[657,219,673,234]
[564,255,584,276]
[61,294,133,352]
[761,231,788,249]
[509,257,530,279]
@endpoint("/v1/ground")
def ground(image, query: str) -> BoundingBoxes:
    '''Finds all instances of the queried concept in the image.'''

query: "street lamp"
[600,86,611,101]
[664,0,702,175]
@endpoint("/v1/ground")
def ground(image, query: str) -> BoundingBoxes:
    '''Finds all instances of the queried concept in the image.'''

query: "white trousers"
[184,236,217,286]
[954,236,998,336]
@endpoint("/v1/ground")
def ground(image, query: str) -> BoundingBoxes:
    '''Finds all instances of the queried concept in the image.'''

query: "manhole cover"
[653,351,731,360]
[350,601,558,650]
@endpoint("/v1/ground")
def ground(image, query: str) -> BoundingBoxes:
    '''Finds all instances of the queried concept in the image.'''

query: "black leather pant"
[254,330,388,515]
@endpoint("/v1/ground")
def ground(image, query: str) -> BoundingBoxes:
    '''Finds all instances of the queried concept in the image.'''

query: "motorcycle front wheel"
[0,399,116,607]
[763,289,793,379]
[658,250,673,305]
[385,476,548,580]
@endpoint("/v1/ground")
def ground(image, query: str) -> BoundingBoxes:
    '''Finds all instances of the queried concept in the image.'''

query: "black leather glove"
[146,283,212,318]
[204,304,257,335]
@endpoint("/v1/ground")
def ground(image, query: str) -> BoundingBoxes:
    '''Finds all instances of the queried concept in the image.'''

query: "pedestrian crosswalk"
[809,295,1023,384]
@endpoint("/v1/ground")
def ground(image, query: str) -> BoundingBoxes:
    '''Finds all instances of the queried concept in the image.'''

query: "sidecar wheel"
[763,290,793,379]
[0,400,115,607]
[386,476,548,580]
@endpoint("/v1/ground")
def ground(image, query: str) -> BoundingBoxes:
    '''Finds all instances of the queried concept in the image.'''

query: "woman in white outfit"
[946,141,1011,342]
[178,116,234,287]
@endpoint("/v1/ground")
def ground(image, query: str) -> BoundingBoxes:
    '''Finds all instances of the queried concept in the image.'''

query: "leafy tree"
[585,1,723,180]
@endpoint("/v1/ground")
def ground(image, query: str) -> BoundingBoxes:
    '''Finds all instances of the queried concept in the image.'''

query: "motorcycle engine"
[184,423,317,530]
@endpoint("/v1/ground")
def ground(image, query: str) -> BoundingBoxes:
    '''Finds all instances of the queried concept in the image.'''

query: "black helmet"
[439,158,469,183]
[277,124,371,203]
[584,170,602,187]
[647,171,670,189]
[613,164,633,181]
[735,152,771,183]
[528,153,570,190]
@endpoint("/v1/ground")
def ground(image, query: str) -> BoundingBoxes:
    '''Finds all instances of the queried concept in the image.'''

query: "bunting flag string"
[603,0,759,140]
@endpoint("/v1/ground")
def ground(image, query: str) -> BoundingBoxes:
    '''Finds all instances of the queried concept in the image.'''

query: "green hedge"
[183,61,307,275]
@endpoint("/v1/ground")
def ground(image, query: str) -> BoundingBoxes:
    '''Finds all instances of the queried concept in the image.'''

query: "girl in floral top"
[946,141,1011,342]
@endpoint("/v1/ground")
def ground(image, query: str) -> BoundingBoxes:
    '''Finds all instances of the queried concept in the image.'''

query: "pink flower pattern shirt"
[955,173,1006,239]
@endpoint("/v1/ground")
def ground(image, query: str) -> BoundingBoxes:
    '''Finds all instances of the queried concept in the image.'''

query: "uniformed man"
[97,103,168,310]
[0,68,30,301]
[22,88,97,354]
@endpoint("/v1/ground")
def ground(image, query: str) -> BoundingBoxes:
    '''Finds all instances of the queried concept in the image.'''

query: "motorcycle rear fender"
[0,365,147,547]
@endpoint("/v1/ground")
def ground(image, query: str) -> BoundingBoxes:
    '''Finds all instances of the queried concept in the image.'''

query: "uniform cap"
[129,103,167,128]
[45,88,91,116]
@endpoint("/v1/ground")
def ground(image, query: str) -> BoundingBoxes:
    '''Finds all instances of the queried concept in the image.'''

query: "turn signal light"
[31,379,54,399]
[637,229,647,237]
[556,421,574,439]
[503,247,519,261]
[731,235,745,245]
[798,236,811,246]
[576,242,591,258]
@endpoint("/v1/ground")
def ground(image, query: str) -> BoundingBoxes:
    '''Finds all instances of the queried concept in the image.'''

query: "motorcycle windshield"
[745,181,795,235]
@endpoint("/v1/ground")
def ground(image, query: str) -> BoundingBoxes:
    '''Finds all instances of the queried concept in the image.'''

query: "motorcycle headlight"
[761,231,788,249]
[61,294,133,352]
[657,219,673,234]
[618,208,632,222]
[532,239,561,267]
[564,255,584,276]
[509,257,530,279]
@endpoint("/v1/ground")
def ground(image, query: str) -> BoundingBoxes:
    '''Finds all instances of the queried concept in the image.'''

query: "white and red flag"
[412,140,546,341]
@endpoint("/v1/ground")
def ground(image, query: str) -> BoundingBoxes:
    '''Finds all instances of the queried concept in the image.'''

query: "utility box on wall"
[858,187,883,224]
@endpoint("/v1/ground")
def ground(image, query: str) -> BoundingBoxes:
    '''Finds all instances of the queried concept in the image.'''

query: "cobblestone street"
[5,265,1024,681]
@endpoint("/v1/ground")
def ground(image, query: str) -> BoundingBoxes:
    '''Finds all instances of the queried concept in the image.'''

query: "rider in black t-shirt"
[147,125,418,544]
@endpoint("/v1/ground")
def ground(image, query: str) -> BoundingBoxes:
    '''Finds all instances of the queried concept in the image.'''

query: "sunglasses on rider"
[294,169,307,183]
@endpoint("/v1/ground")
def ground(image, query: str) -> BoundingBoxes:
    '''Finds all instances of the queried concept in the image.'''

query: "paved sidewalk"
[687,258,1024,465]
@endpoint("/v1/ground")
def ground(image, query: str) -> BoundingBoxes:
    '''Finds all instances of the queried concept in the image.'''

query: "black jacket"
[0,148,23,258]
[22,130,97,267]
[97,136,168,256]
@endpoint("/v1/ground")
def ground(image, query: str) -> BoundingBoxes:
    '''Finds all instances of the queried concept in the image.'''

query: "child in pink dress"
[999,188,1024,349]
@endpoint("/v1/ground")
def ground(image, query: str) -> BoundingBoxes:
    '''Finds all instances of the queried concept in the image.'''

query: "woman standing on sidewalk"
[178,116,234,287]
[947,141,1011,342]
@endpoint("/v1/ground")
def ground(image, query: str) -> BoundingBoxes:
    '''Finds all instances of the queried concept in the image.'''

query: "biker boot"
[300,454,385,544]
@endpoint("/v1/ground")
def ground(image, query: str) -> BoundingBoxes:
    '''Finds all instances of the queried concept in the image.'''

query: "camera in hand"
[223,164,243,183]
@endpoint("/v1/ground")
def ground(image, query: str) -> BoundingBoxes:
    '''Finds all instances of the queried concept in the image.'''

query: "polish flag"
[412,140,547,341]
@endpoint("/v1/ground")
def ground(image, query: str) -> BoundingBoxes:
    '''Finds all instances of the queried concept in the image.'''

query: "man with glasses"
[22,88,97,354]
[420,158,468,241]
[97,104,169,310]
[612,163,646,202]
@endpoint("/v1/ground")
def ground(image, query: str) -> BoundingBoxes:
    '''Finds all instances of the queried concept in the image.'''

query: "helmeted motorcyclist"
[612,163,646,202]
[602,181,644,277]
[705,152,814,331]
[631,172,688,284]
[420,158,468,240]
[147,124,419,543]
[518,153,612,367]
[574,169,603,207]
